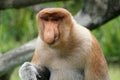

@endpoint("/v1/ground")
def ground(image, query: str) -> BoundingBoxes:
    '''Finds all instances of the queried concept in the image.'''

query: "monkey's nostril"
[54,35,59,41]
[54,32,59,40]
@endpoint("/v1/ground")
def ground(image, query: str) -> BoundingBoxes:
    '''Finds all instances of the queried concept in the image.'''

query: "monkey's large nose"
[43,24,55,44]
[43,22,59,44]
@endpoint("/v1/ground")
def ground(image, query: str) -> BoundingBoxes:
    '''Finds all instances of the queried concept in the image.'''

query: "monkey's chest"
[50,69,84,80]
[48,59,84,80]
[46,59,84,80]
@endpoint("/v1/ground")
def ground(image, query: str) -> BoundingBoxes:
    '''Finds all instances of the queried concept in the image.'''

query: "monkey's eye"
[52,18,60,22]
[44,18,49,21]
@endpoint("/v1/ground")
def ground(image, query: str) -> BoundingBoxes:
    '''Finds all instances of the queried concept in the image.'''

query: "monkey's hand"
[19,62,41,80]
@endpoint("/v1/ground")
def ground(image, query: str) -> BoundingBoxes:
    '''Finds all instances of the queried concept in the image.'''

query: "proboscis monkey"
[19,8,110,80]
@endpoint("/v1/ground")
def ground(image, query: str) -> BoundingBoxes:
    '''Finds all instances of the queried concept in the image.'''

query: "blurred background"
[0,1,120,80]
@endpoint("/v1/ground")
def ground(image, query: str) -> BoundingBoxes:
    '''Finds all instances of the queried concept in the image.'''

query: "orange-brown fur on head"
[36,8,72,26]
[36,8,74,46]
[38,8,71,18]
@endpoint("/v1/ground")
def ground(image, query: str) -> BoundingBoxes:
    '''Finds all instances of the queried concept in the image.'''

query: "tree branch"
[75,0,120,30]
[0,39,36,76]
[0,0,65,10]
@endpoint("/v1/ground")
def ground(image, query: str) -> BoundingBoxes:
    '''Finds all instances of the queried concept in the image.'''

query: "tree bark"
[0,0,65,10]
[0,39,36,76]
[75,0,120,30]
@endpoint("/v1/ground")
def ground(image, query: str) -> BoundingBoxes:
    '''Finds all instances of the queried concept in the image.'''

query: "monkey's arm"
[85,36,109,80]
[85,58,109,80]
[19,62,50,80]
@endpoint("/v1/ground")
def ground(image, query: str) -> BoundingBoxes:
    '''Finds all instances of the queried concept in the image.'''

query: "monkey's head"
[36,8,73,46]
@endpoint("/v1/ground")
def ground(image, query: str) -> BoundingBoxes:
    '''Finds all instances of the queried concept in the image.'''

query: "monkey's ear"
[36,13,39,21]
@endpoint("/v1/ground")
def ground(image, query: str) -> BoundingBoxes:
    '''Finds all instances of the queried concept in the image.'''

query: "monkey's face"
[37,8,72,46]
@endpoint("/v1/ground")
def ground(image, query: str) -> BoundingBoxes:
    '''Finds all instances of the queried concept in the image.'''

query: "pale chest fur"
[36,45,86,69]
[39,48,85,80]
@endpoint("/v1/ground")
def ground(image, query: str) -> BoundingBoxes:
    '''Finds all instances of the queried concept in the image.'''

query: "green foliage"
[109,64,120,80]
[10,67,21,80]
[0,8,37,53]
[63,0,82,15]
